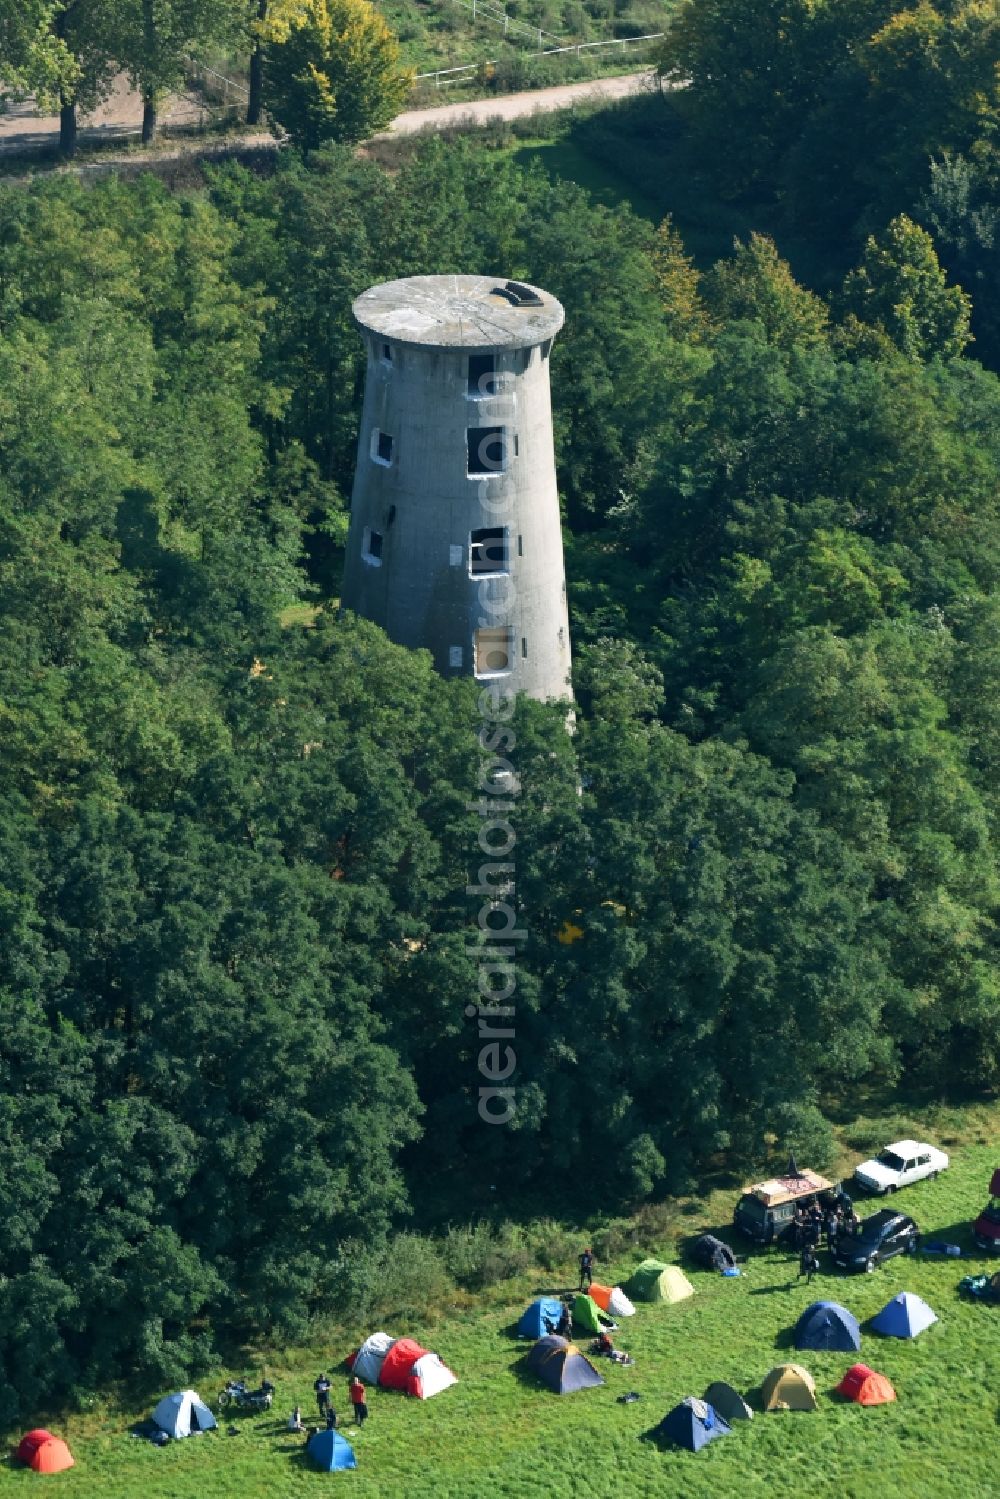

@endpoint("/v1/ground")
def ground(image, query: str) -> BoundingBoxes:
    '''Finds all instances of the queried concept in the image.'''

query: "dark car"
[832,1209,919,1273]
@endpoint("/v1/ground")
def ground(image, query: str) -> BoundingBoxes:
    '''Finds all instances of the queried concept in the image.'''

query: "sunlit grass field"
[2,1107,996,1498]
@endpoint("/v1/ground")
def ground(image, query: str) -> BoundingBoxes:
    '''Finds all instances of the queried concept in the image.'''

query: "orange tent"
[16,1432,54,1465]
[588,1283,614,1312]
[836,1363,896,1406]
[29,1437,75,1473]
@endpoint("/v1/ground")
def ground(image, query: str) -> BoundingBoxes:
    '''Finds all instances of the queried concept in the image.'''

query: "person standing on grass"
[349,1375,368,1427]
[314,1372,331,1418]
[579,1247,594,1290]
[798,1244,820,1284]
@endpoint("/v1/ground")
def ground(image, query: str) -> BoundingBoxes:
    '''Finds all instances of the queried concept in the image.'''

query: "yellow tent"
[760,1363,818,1411]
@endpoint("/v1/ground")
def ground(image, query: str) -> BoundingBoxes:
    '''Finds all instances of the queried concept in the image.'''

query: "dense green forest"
[2,0,1000,1425]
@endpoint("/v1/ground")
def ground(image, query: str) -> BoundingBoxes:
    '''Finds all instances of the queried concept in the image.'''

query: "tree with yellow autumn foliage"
[263,0,410,149]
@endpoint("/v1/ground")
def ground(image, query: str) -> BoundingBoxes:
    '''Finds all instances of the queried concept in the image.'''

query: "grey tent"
[704,1381,753,1422]
[150,1390,217,1438]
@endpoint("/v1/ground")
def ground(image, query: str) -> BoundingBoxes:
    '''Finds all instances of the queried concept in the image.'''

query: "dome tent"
[379,1337,429,1391]
[836,1363,896,1406]
[760,1363,818,1411]
[624,1260,694,1304]
[527,1335,604,1394]
[588,1283,635,1318]
[307,1429,357,1471]
[16,1432,54,1465]
[572,1294,612,1335]
[378,1337,457,1398]
[703,1381,753,1423]
[16,1431,75,1473]
[352,1331,397,1383]
[517,1298,564,1339]
[408,1353,458,1399]
[794,1300,862,1353]
[871,1291,938,1339]
[150,1389,217,1438]
[654,1397,731,1452]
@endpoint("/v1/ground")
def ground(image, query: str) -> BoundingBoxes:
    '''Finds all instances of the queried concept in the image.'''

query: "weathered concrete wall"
[341,277,572,703]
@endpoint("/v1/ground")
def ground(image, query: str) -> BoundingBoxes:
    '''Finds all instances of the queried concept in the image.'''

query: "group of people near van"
[795,1196,861,1282]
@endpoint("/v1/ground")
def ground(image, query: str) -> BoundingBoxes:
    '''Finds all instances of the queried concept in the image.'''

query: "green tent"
[624,1260,694,1304]
[572,1294,608,1334]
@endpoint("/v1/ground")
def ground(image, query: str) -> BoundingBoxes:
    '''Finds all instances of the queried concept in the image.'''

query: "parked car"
[833,1209,919,1272]
[733,1167,843,1246]
[853,1140,948,1195]
[972,1168,1000,1253]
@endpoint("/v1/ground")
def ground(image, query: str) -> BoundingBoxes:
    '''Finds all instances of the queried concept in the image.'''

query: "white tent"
[151,1389,217,1438]
[352,1332,397,1385]
[410,1353,458,1400]
[608,1288,635,1318]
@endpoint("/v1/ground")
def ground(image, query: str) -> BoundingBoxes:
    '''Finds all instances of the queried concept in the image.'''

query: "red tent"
[378,1337,429,1391]
[836,1363,896,1406]
[16,1431,54,1465]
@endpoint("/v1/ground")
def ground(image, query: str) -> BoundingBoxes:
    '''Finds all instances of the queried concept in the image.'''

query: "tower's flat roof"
[353,275,564,350]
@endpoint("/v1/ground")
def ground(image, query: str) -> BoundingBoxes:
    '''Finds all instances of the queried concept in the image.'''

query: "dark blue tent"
[526,1335,604,1394]
[517,1297,564,1339]
[794,1300,861,1353]
[306,1430,357,1471]
[655,1397,731,1452]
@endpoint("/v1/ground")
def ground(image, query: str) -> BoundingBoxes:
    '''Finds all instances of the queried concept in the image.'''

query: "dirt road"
[386,70,656,135]
[0,69,656,159]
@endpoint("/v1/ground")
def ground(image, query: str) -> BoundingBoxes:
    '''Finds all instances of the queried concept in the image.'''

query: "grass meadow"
[2,1103,996,1498]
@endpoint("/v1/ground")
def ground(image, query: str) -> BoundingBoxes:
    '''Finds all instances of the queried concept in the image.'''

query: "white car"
[854,1140,949,1195]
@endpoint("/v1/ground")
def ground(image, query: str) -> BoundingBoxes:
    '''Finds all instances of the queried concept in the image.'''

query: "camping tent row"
[151,1390,217,1439]
[623,1260,694,1304]
[516,1286,634,1341]
[349,1333,457,1399]
[15,1430,75,1473]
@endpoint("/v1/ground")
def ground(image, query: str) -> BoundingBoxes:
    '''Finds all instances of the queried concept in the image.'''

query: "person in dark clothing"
[792,1206,807,1250]
[325,1406,337,1430]
[579,1248,594,1290]
[799,1245,820,1284]
[825,1208,840,1250]
[314,1373,331,1418]
[557,1301,572,1337]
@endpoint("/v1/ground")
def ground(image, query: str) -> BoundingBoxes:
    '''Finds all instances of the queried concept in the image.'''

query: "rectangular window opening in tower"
[380,342,392,363]
[468,353,498,398]
[475,627,514,677]
[469,527,508,576]
[371,429,394,466]
[362,527,383,565]
[467,427,506,477]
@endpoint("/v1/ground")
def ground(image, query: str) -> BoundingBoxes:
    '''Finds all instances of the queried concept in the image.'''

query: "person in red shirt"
[349,1375,368,1427]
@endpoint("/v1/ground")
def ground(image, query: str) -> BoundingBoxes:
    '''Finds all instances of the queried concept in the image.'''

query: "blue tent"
[517,1297,564,1339]
[871,1291,938,1339]
[794,1300,861,1353]
[306,1430,357,1471]
[655,1397,731,1452]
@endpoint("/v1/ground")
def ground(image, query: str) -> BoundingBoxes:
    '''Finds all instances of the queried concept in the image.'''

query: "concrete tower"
[341,274,572,702]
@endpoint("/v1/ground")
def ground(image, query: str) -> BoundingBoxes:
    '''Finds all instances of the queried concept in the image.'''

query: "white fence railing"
[186,58,250,102]
[415,32,665,87]
[450,0,564,49]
